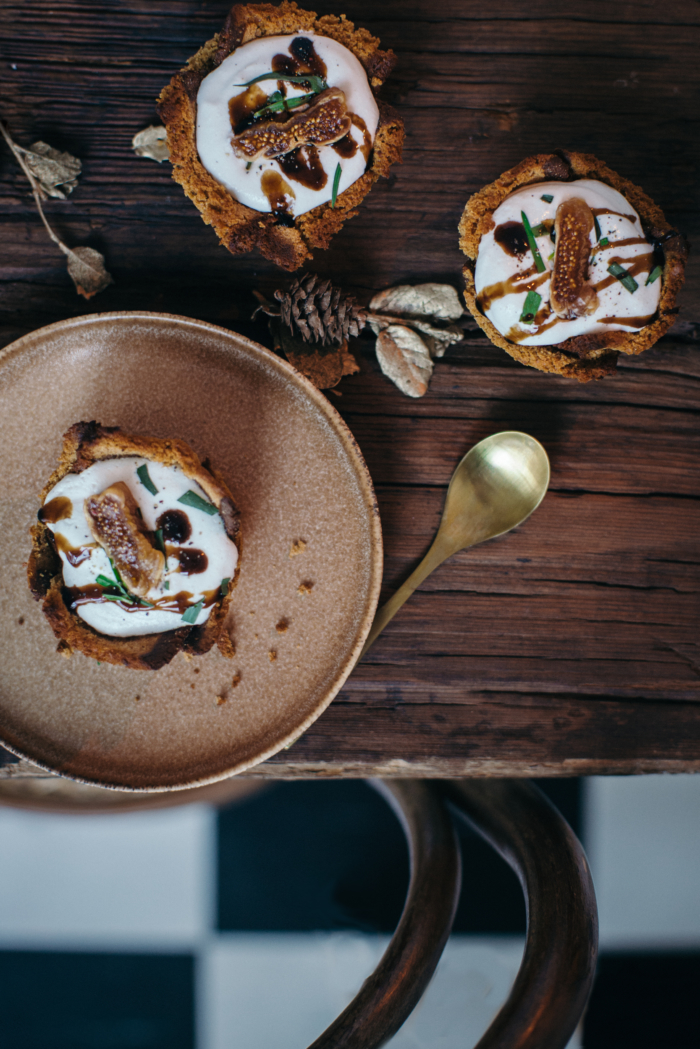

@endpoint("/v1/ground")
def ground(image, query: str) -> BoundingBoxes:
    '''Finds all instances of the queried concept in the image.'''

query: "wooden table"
[1,0,699,782]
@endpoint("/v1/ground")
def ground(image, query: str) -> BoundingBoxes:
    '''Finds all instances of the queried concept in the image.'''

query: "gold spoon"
[360,431,550,657]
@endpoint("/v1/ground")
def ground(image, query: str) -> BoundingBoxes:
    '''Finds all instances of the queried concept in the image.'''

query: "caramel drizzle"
[590,207,637,223]
[593,252,654,292]
[66,584,221,616]
[476,264,545,313]
[39,496,73,524]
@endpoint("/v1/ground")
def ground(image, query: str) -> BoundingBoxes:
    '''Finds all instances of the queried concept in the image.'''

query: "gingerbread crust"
[27,421,242,671]
[157,1,405,271]
[458,150,688,382]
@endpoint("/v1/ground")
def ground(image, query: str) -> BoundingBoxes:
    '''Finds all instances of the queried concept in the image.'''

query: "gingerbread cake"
[459,150,688,382]
[27,421,241,671]
[157,1,404,271]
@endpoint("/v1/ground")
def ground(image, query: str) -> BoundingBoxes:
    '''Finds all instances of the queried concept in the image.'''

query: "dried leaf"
[370,282,464,323]
[132,125,170,163]
[271,321,359,389]
[375,325,433,398]
[13,140,81,199]
[368,313,463,358]
[64,245,113,299]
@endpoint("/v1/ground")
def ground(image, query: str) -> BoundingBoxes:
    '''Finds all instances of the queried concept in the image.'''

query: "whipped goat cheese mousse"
[196,33,379,218]
[40,458,239,638]
[474,179,662,347]
[28,421,242,671]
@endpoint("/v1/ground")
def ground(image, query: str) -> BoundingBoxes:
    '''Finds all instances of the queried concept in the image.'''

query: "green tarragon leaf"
[331,163,341,208]
[521,211,546,273]
[178,490,218,515]
[519,290,542,324]
[608,262,639,294]
[181,600,204,624]
[136,463,158,496]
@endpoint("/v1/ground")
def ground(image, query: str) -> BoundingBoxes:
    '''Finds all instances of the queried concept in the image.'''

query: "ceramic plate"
[0,313,382,790]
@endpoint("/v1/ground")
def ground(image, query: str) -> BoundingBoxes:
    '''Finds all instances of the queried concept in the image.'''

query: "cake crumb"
[56,640,72,658]
[191,682,196,689]
[231,671,241,688]
[276,618,289,633]
[17,616,24,625]
[134,695,140,703]
[193,668,200,674]
[215,694,226,706]
[289,539,306,558]
[268,649,277,662]
[297,581,314,597]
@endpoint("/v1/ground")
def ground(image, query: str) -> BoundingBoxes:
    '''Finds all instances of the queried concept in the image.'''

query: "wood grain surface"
[1,0,698,780]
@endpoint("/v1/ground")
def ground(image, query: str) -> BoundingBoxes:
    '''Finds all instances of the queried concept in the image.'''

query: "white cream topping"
[474,179,662,346]
[43,458,238,638]
[196,34,379,217]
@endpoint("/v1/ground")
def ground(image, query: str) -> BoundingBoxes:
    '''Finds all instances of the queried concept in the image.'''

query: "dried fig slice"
[85,481,164,597]
[232,87,351,161]
[550,197,599,320]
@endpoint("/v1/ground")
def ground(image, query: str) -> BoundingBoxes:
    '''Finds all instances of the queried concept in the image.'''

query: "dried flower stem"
[0,120,112,298]
[2,120,73,258]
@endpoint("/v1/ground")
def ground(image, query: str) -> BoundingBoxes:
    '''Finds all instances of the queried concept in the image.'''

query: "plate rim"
[0,310,383,791]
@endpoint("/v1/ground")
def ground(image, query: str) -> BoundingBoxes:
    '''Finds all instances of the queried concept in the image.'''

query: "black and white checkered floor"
[1,775,698,1048]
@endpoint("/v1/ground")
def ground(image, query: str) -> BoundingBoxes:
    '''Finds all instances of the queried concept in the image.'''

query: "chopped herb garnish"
[220,577,230,597]
[541,193,554,203]
[245,161,252,171]
[164,580,170,591]
[234,72,327,93]
[331,162,341,208]
[521,211,546,273]
[181,600,204,624]
[646,265,663,286]
[154,528,166,558]
[530,222,548,238]
[548,251,554,260]
[253,92,316,120]
[178,490,218,515]
[519,290,542,324]
[608,262,639,294]
[599,237,609,247]
[594,215,602,242]
[96,564,153,607]
[136,464,158,496]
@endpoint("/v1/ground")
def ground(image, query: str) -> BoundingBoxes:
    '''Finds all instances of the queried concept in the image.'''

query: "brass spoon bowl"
[361,431,550,656]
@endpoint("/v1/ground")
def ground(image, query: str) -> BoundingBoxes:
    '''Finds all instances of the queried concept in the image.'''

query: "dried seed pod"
[550,197,600,320]
[232,88,351,161]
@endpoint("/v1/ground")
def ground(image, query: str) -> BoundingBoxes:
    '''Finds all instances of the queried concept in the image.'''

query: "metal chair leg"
[441,779,598,1049]
[307,779,462,1049]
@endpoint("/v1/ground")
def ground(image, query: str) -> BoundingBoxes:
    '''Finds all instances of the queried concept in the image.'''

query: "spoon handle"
[360,537,454,658]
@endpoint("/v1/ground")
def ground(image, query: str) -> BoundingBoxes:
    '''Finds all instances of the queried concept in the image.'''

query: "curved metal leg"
[441,779,598,1049]
[307,779,462,1049]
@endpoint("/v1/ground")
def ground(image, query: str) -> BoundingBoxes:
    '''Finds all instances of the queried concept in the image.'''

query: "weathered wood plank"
[1,0,698,776]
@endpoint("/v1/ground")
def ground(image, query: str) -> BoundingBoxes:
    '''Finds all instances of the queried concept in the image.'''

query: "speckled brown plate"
[0,312,382,790]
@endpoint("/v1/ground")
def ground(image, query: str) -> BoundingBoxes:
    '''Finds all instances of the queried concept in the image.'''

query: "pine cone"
[274,273,367,346]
